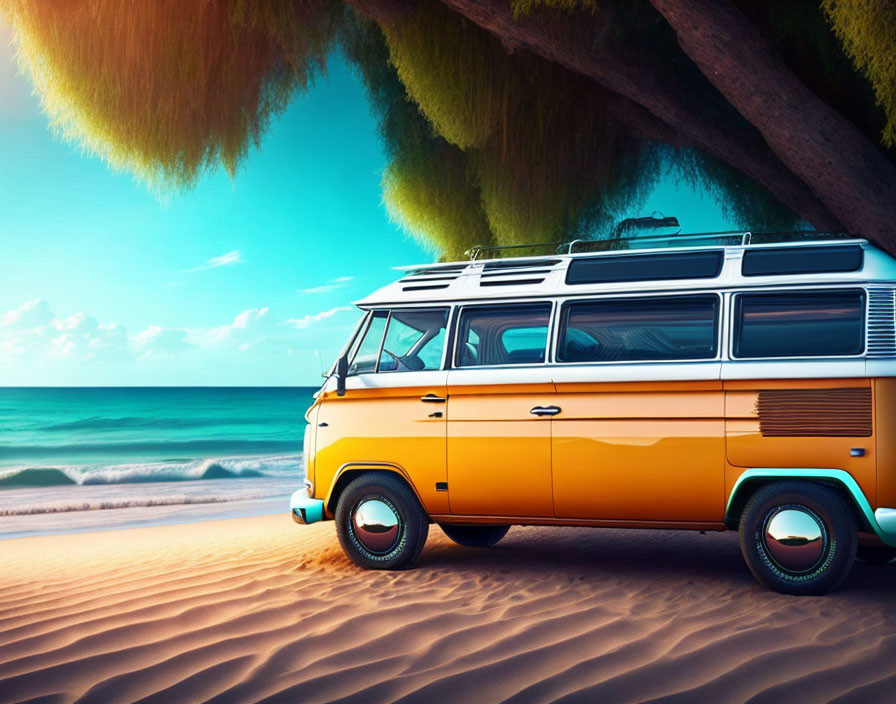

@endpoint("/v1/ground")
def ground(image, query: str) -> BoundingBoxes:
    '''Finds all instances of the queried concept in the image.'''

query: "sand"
[2,516,896,704]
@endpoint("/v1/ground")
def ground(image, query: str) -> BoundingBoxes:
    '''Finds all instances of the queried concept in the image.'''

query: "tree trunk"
[650,0,896,253]
[384,0,843,231]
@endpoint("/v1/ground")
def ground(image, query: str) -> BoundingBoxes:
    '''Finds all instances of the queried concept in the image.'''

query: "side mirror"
[336,355,348,397]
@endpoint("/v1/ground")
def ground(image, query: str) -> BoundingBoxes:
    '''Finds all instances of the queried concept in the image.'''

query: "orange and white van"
[291,231,896,594]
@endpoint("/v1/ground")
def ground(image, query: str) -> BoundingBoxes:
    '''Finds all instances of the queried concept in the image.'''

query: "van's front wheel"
[335,473,429,569]
[739,480,856,595]
[440,523,510,547]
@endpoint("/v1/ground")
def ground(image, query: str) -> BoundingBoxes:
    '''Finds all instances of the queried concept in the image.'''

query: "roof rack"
[464,229,857,261]
[465,241,565,261]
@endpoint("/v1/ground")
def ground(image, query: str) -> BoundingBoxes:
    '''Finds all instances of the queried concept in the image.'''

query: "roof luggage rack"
[463,213,858,261]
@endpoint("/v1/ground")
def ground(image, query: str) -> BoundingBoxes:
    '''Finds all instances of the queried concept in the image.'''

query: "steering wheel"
[381,348,402,369]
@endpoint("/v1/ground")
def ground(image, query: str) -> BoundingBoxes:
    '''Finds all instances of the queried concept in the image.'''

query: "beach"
[3,516,896,703]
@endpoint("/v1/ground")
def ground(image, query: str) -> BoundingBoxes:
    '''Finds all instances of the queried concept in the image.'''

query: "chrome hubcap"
[762,506,827,573]
[352,498,401,553]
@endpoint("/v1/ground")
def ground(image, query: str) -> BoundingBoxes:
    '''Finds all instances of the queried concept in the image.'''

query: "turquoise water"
[0,387,318,536]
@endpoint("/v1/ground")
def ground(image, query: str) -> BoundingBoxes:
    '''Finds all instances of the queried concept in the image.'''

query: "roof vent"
[400,264,465,291]
[477,258,560,288]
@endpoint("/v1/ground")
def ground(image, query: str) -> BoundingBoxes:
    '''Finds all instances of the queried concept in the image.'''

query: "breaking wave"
[0,454,301,488]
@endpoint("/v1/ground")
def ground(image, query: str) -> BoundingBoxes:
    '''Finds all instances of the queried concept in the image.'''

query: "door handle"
[530,405,561,417]
[421,393,447,403]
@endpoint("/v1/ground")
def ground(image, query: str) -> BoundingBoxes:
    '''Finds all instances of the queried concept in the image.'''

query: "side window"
[348,311,388,375]
[558,295,719,363]
[733,290,865,358]
[378,308,449,373]
[456,304,551,367]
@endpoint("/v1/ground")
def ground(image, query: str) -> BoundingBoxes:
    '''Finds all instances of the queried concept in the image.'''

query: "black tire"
[440,523,510,547]
[335,473,429,570]
[739,480,857,595]
[856,544,896,564]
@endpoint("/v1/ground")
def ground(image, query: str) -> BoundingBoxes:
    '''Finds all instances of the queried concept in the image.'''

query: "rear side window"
[742,245,863,277]
[558,295,719,363]
[733,290,865,358]
[566,251,723,285]
[456,304,551,367]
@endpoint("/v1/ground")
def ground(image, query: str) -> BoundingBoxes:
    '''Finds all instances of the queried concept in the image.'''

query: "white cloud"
[0,299,53,329]
[297,275,354,295]
[133,324,189,357]
[193,306,271,347]
[184,249,242,273]
[286,306,353,329]
[0,298,359,382]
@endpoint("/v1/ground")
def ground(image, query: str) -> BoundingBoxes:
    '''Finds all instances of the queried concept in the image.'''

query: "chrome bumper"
[874,508,896,545]
[290,489,325,525]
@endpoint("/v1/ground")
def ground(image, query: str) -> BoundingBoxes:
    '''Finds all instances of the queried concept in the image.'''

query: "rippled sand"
[2,516,896,703]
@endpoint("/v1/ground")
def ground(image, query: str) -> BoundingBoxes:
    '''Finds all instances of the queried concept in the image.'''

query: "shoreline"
[0,494,288,541]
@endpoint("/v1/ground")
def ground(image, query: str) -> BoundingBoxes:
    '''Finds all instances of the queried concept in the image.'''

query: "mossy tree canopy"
[3,0,896,258]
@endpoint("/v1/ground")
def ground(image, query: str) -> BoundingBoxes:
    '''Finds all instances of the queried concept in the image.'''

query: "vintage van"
[291,231,896,595]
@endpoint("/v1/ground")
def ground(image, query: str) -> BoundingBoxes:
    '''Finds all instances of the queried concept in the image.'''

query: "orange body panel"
[314,383,449,514]
[312,375,886,523]
[724,378,876,507]
[447,382,555,516]
[875,378,896,509]
[552,384,724,521]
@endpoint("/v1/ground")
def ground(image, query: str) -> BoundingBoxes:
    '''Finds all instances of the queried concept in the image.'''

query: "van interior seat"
[399,355,425,371]
[460,342,478,366]
[563,338,601,362]
[507,348,545,364]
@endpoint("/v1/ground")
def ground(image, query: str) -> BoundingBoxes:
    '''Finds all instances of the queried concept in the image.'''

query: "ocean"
[0,387,317,539]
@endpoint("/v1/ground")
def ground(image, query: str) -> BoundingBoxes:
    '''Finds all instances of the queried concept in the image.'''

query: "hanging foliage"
[6,0,893,256]
[823,0,896,147]
[1,0,342,188]
[341,11,493,260]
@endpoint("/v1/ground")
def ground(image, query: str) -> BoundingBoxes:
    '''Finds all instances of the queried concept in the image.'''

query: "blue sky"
[0,20,739,386]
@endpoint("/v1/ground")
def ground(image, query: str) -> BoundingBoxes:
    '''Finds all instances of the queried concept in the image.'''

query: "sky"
[0,20,741,386]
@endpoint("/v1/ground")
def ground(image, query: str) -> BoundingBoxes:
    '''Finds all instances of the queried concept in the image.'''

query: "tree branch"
[651,0,896,251]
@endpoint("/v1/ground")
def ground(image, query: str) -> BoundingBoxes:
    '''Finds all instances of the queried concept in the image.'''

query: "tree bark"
[374,0,843,231]
[650,0,896,252]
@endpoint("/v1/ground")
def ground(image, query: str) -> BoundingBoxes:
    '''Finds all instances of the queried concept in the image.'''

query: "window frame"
[729,287,867,360]
[346,309,390,376]
[328,309,369,377]
[451,301,556,369]
[553,292,722,366]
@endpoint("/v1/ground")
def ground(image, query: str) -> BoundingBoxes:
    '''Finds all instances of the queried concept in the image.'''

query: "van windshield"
[347,308,449,375]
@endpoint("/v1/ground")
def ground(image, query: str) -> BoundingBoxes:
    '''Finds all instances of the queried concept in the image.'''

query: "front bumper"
[290,489,325,525]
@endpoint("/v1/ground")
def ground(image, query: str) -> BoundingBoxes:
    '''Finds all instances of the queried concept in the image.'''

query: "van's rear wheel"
[739,480,856,595]
[335,473,429,570]
[440,523,510,547]
[856,544,896,564]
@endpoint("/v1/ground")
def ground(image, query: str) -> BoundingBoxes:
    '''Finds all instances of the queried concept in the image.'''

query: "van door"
[315,308,451,515]
[445,303,555,517]
[550,295,725,522]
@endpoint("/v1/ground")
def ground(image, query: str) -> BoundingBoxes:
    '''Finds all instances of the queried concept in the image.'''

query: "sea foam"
[0,454,301,488]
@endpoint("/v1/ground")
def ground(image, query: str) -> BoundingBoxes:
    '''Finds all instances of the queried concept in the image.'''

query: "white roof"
[355,238,896,308]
